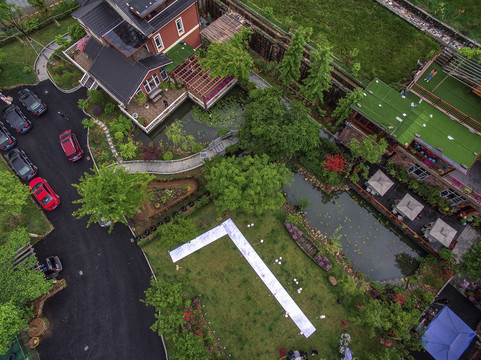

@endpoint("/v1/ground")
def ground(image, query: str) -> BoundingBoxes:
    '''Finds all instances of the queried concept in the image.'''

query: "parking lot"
[2,81,165,359]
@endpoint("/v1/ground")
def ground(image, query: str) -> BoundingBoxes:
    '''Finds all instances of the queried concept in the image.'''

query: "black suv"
[0,122,16,151]
[5,148,38,181]
[18,88,47,116]
[2,105,32,133]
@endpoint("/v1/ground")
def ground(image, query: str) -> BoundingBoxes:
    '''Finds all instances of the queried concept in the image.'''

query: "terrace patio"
[355,165,464,254]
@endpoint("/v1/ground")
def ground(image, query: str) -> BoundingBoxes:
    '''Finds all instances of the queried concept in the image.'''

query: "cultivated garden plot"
[142,203,382,359]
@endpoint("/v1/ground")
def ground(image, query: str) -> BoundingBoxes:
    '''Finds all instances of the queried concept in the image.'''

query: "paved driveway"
[2,81,165,360]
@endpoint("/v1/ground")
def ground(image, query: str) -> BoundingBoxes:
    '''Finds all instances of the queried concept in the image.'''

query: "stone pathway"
[119,136,238,175]
[169,218,316,338]
[88,117,123,164]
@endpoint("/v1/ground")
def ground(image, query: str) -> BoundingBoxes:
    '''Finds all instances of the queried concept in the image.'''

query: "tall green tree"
[27,0,48,15]
[173,332,208,360]
[165,122,195,151]
[0,302,28,354]
[199,28,253,84]
[239,88,320,160]
[332,87,364,126]
[348,134,387,164]
[141,278,187,337]
[72,165,153,231]
[279,27,312,85]
[0,228,52,352]
[299,47,333,104]
[0,0,25,35]
[459,242,481,281]
[0,169,30,222]
[205,154,292,215]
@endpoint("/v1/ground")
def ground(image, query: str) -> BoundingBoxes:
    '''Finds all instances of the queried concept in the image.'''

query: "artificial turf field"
[416,63,481,123]
[353,79,481,169]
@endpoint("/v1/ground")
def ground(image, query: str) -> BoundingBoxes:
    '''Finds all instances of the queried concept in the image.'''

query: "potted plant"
[134,92,147,106]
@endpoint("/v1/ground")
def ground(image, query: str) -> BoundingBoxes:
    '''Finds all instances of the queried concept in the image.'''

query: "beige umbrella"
[367,170,394,196]
[395,193,424,221]
[428,218,457,247]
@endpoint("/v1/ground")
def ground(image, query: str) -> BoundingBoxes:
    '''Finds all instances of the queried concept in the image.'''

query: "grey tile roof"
[73,1,123,37]
[138,53,172,68]
[87,40,172,103]
[110,0,154,35]
[83,37,103,59]
[72,0,102,19]
[103,21,148,56]
[148,0,196,31]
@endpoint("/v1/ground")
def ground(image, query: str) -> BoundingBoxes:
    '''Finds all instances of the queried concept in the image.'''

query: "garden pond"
[285,173,427,281]
[134,86,247,147]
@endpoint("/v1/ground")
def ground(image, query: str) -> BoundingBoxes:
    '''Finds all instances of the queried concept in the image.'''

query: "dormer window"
[175,18,184,36]
[153,34,164,52]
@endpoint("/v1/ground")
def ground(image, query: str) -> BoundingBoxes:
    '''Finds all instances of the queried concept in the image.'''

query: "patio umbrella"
[428,218,457,247]
[367,170,394,196]
[395,193,424,221]
[76,36,89,52]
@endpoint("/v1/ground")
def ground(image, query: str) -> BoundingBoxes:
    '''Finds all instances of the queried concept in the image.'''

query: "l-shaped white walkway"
[169,218,316,338]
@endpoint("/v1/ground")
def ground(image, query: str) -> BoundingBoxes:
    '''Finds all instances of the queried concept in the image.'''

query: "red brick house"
[70,0,202,105]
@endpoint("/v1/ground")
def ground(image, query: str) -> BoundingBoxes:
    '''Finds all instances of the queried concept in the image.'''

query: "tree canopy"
[72,165,153,231]
[279,27,312,84]
[332,88,364,126]
[205,154,292,215]
[0,168,31,221]
[459,241,481,281]
[151,217,197,247]
[199,28,253,84]
[348,134,387,164]
[299,47,333,104]
[239,88,320,160]
[0,228,52,352]
[141,278,187,338]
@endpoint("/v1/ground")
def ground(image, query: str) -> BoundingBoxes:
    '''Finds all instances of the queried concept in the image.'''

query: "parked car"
[40,256,62,280]
[18,88,47,116]
[59,130,83,161]
[29,177,60,211]
[2,105,32,133]
[0,122,16,151]
[5,148,38,181]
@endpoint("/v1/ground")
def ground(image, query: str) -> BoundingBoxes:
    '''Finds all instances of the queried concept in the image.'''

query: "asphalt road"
[2,81,165,360]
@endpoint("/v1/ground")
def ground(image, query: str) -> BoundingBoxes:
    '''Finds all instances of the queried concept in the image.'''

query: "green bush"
[68,23,85,42]
[88,89,103,104]
[104,102,117,115]
[423,292,435,304]
[163,151,173,160]
[191,143,204,153]
[109,114,131,136]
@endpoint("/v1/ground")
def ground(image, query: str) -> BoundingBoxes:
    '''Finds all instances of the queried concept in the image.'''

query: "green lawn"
[240,0,440,84]
[143,202,383,359]
[0,161,51,241]
[0,17,78,88]
[411,0,481,42]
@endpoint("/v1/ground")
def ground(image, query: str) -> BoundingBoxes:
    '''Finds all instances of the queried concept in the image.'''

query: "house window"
[175,18,184,36]
[143,73,160,93]
[160,69,169,82]
[440,189,466,206]
[135,87,142,95]
[153,34,164,52]
[408,164,430,180]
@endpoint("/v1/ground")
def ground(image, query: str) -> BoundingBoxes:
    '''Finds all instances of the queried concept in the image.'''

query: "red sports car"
[29,177,60,211]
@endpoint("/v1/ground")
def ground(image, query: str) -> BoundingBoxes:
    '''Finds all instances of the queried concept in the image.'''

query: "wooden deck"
[200,13,247,43]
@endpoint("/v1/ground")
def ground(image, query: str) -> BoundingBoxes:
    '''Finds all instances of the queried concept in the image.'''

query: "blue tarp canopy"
[422,306,476,360]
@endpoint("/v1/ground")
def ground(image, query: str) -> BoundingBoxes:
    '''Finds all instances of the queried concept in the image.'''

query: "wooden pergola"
[170,55,232,109]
